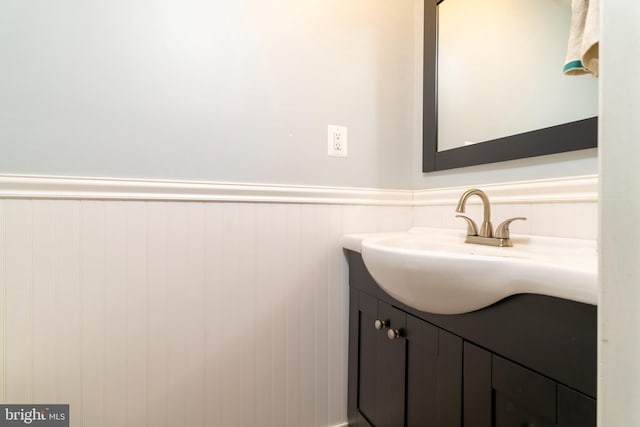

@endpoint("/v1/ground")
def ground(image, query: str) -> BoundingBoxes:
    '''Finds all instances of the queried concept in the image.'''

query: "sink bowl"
[343,227,597,314]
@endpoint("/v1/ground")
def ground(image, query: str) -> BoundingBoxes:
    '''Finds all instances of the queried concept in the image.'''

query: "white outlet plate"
[328,125,348,157]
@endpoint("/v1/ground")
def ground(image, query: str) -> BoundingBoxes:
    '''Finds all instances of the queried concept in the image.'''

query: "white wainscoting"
[0,197,412,427]
[0,174,598,427]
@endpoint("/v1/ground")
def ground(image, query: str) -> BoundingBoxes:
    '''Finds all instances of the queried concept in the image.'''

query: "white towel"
[564,0,599,77]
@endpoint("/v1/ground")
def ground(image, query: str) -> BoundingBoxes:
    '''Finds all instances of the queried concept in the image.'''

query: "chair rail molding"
[0,174,598,206]
[0,174,412,206]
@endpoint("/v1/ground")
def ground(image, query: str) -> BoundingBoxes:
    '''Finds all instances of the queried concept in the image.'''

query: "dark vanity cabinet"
[346,250,596,427]
[463,344,596,427]
[355,293,406,427]
[351,290,462,427]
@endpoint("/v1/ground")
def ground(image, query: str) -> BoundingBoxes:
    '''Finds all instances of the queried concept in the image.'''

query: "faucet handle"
[456,215,479,236]
[495,217,527,239]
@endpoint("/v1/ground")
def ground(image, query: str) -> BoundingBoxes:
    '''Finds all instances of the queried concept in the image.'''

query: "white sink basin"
[343,227,597,314]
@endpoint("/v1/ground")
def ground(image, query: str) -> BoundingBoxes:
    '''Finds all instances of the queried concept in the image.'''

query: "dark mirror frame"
[422,0,598,173]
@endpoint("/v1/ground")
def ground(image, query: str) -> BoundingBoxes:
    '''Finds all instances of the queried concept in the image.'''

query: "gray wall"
[1,0,598,190]
[0,0,415,189]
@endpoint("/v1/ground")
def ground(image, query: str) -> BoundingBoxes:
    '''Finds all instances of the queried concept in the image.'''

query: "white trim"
[0,174,412,206]
[0,174,598,205]
[412,174,598,206]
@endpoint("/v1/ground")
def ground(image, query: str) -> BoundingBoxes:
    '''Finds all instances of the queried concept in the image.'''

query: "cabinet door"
[357,291,380,425]
[377,301,407,427]
[357,292,406,427]
[492,354,556,427]
[463,342,492,427]
[464,342,557,427]
[557,385,596,427]
[405,314,438,426]
[436,330,463,426]
[406,316,462,427]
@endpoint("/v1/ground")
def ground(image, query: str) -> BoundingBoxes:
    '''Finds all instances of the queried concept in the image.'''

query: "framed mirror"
[423,0,598,173]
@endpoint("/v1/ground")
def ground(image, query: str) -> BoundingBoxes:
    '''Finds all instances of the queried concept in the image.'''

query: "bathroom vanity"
[346,250,597,427]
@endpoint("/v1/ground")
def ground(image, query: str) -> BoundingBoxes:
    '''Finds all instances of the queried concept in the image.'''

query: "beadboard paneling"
[56,201,82,424]
[32,201,57,402]
[0,175,599,426]
[0,198,409,427]
[4,199,32,403]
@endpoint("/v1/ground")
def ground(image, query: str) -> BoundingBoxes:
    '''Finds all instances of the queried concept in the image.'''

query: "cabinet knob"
[374,319,389,330]
[387,329,402,340]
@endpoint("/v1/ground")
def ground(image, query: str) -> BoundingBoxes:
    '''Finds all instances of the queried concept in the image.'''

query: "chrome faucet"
[455,188,526,247]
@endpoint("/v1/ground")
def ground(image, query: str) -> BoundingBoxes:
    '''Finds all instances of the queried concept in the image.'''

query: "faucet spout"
[455,188,493,237]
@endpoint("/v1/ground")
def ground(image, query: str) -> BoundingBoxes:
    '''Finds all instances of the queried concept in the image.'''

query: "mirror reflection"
[437,0,598,152]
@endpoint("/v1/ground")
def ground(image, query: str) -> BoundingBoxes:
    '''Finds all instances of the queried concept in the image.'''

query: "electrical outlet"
[328,125,348,157]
